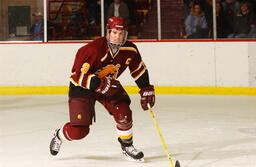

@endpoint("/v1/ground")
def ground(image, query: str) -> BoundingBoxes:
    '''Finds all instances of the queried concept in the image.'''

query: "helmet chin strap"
[107,41,120,55]
[108,40,123,48]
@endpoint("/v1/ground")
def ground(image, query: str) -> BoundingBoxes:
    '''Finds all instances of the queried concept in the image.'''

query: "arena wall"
[0,41,255,95]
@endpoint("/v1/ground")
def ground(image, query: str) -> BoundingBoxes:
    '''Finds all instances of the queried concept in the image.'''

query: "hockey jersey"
[70,37,147,90]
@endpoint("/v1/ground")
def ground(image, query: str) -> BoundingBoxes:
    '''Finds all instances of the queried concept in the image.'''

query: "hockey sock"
[117,127,133,146]
[118,137,133,147]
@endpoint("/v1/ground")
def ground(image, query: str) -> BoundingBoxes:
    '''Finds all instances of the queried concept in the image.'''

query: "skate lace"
[125,145,139,155]
[52,135,62,151]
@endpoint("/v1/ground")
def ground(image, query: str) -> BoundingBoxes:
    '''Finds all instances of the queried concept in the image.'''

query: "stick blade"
[175,160,181,167]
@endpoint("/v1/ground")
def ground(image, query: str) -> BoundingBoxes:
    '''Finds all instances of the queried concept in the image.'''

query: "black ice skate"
[50,129,62,156]
[118,137,144,162]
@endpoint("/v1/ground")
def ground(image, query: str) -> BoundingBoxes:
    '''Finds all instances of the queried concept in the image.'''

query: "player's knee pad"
[112,103,133,130]
[60,122,90,141]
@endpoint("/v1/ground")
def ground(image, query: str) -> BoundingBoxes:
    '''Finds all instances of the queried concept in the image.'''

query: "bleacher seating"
[47,0,184,40]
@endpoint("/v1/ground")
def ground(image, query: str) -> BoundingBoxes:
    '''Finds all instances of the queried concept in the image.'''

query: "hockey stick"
[147,105,180,167]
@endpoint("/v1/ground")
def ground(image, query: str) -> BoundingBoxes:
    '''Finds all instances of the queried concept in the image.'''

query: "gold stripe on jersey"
[78,73,85,87]
[109,48,120,58]
[100,53,108,62]
[119,47,138,53]
[70,78,78,86]
[85,74,95,89]
[134,67,146,80]
[130,61,144,75]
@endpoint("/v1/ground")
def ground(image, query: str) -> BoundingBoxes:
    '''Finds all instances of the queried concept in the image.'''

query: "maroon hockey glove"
[95,76,121,97]
[139,85,155,110]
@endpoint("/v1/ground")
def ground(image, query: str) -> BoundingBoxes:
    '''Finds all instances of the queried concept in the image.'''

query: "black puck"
[175,160,181,167]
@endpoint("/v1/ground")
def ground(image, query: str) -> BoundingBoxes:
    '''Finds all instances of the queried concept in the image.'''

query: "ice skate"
[118,138,144,162]
[50,129,62,156]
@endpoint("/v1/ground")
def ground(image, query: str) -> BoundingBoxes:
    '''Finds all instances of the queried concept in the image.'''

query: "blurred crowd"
[183,0,256,38]
[30,0,256,40]
[31,0,132,40]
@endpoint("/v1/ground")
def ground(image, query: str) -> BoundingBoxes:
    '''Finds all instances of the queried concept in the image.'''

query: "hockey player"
[49,16,155,162]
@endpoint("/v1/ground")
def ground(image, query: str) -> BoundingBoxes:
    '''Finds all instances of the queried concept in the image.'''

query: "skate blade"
[122,152,145,163]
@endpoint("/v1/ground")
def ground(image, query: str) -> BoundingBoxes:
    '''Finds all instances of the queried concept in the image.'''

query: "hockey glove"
[95,76,121,97]
[139,85,155,110]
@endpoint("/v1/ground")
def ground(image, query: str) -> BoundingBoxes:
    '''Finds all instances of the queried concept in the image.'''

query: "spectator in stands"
[30,11,44,41]
[184,3,208,38]
[222,0,240,13]
[30,11,60,41]
[216,1,231,38]
[107,0,130,25]
[227,1,256,38]
[221,0,240,34]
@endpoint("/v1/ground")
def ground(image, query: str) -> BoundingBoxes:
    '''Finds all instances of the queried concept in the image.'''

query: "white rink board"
[0,41,253,87]
[0,43,80,86]
[248,42,256,87]
[215,42,249,87]
[134,42,216,86]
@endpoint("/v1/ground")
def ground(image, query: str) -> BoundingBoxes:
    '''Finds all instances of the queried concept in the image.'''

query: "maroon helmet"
[106,16,128,30]
[106,17,128,47]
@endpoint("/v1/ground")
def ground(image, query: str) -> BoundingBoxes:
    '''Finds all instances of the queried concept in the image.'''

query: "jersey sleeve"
[70,46,100,89]
[128,46,150,88]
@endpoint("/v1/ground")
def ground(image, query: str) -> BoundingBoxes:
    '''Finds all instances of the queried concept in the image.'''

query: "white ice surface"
[0,94,256,167]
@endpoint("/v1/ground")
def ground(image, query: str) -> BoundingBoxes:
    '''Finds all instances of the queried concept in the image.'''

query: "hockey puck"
[175,160,180,167]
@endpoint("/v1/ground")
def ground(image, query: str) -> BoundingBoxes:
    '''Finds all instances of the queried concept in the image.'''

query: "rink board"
[0,86,255,96]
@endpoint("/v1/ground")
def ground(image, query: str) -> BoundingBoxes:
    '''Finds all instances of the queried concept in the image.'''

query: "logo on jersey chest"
[96,64,120,79]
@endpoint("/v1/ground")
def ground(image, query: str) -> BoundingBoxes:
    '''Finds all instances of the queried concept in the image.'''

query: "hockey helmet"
[106,17,128,47]
[106,16,128,31]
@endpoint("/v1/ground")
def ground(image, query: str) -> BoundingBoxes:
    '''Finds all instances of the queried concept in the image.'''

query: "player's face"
[108,29,126,45]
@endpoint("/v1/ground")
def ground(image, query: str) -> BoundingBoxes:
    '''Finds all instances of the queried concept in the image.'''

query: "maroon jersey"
[70,37,147,89]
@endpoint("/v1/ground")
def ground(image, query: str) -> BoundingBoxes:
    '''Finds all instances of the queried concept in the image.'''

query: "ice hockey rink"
[0,94,256,167]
